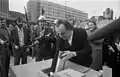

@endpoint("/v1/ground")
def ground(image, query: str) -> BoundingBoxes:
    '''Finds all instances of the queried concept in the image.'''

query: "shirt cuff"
[73,52,77,56]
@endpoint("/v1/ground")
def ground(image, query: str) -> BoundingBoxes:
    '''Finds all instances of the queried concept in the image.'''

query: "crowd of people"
[0,17,57,77]
[0,15,120,77]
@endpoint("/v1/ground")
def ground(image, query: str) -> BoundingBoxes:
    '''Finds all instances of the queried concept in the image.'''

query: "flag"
[42,8,45,15]
[24,6,29,24]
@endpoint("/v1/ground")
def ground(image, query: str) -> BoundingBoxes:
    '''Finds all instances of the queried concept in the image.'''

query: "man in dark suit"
[0,18,11,77]
[11,18,30,65]
[51,19,92,71]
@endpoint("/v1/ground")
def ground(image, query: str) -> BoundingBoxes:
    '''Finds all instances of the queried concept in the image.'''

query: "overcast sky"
[9,0,120,18]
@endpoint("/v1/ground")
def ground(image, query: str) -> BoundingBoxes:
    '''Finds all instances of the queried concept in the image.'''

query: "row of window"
[41,7,87,17]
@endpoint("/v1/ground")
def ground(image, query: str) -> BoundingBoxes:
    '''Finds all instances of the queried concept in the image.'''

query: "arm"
[10,29,19,49]
[76,29,92,56]
[76,40,92,56]
[61,29,92,61]
[91,39,104,45]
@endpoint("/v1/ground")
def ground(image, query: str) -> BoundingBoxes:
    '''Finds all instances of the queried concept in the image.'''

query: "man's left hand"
[115,43,120,51]
[61,51,76,62]
[26,48,30,52]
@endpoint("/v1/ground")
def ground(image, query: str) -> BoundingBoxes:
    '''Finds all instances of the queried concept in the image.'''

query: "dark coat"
[0,27,10,54]
[51,28,92,72]
[11,27,30,47]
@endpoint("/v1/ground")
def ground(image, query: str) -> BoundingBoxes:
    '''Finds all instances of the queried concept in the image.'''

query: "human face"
[1,19,6,28]
[17,20,23,28]
[87,22,96,31]
[55,24,71,40]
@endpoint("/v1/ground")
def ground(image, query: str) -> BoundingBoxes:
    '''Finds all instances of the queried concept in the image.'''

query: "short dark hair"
[15,17,23,23]
[87,20,97,26]
[55,19,73,30]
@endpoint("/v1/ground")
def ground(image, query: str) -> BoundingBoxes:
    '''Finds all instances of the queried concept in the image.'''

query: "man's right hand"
[0,39,5,44]
[15,45,19,50]
[108,45,115,52]
[34,40,39,44]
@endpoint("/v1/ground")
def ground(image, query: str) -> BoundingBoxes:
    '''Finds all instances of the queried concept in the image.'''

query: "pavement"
[9,56,36,77]
[10,56,36,66]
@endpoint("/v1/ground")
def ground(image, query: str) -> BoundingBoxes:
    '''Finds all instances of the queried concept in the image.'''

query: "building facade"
[27,0,88,22]
[27,0,40,22]
[0,0,9,18]
[103,8,113,20]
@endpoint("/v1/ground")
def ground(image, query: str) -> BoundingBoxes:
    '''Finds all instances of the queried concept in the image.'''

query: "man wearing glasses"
[52,19,92,69]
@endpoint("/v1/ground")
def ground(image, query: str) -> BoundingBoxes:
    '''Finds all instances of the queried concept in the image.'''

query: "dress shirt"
[68,31,73,46]
[17,26,24,46]
[68,30,76,56]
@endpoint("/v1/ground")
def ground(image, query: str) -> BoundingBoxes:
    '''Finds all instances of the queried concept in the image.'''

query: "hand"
[61,51,76,62]
[34,40,39,44]
[115,43,120,51]
[108,45,115,52]
[50,72,54,77]
[0,39,5,44]
[26,48,29,52]
[15,45,19,50]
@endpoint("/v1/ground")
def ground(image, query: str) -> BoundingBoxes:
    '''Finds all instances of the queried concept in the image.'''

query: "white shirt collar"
[68,30,73,45]
[16,26,23,31]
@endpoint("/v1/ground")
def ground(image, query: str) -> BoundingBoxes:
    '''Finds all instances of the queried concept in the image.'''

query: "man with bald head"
[52,19,92,70]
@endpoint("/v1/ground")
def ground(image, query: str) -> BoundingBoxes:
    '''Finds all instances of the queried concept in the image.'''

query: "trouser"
[35,45,44,62]
[14,46,27,65]
[0,48,10,77]
[35,45,53,61]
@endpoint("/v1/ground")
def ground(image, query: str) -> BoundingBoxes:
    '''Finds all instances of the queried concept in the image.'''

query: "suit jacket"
[0,27,10,54]
[51,28,92,72]
[11,27,30,48]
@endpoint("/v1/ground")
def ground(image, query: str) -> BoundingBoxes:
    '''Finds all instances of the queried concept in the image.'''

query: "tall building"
[103,8,113,20]
[0,0,9,18]
[27,0,88,22]
[27,0,40,22]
